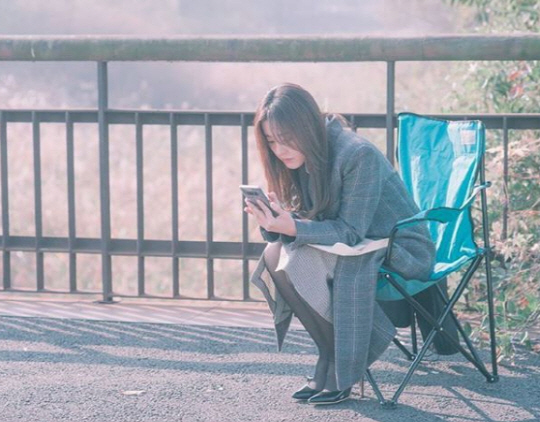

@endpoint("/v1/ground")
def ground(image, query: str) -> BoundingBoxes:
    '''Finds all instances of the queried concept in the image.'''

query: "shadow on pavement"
[1,316,539,422]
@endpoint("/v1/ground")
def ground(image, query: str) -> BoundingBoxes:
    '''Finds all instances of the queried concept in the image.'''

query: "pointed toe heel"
[292,385,321,400]
[307,387,352,405]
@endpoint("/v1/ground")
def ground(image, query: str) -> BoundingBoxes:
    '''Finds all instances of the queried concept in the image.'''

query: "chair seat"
[377,236,480,301]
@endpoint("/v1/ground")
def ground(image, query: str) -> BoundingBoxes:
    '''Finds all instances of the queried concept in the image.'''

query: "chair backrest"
[397,113,485,279]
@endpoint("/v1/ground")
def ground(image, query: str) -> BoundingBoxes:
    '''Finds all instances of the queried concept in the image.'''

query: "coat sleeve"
[259,211,302,243]
[284,144,389,250]
[260,227,280,242]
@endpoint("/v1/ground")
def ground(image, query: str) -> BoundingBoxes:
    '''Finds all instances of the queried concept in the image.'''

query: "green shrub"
[446,0,540,362]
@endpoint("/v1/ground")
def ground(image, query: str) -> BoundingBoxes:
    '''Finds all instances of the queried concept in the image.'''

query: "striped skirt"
[251,243,338,326]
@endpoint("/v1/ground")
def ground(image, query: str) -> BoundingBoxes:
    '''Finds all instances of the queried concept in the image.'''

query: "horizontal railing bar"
[1,110,97,123]
[110,293,262,301]
[0,236,265,259]
[1,35,540,62]
[1,110,539,129]
[0,288,100,295]
[0,110,251,125]
[103,111,250,126]
[0,288,263,302]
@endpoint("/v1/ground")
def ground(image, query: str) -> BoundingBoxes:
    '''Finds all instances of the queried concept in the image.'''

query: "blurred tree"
[446,0,540,361]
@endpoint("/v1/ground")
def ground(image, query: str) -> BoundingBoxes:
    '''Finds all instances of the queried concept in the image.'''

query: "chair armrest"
[385,182,491,262]
[462,182,491,209]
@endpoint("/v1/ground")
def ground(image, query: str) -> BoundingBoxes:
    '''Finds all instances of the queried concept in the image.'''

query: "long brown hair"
[254,83,332,219]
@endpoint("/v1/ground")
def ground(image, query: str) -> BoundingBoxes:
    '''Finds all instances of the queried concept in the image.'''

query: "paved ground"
[0,297,290,329]
[1,297,539,422]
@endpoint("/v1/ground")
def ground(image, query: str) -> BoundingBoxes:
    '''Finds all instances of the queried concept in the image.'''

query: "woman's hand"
[244,192,297,237]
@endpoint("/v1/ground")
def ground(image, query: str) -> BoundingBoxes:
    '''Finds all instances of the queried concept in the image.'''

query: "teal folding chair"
[373,112,499,407]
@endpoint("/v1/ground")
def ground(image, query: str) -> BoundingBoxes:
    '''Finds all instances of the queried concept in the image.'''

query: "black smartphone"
[239,185,278,217]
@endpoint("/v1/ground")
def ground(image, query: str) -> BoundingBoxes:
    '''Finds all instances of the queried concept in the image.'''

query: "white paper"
[307,238,389,256]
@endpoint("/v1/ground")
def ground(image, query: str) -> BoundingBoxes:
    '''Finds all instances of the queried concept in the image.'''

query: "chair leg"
[390,326,441,404]
[450,307,483,362]
[480,158,499,382]
[417,286,494,381]
[364,369,387,406]
[485,246,499,382]
[434,316,494,380]
[485,256,500,382]
[383,264,496,405]
[393,338,415,361]
[411,311,418,355]
[434,283,498,382]
[483,245,499,381]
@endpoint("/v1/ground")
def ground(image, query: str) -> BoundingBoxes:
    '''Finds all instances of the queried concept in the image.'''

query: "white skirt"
[251,243,338,324]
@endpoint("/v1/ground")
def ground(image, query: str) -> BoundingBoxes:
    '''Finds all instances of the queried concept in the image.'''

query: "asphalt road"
[1,316,539,422]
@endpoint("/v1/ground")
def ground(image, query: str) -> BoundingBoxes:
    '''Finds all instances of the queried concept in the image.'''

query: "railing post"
[205,113,214,299]
[66,112,78,292]
[32,112,44,291]
[170,113,180,298]
[386,61,395,165]
[97,61,114,303]
[0,111,10,289]
[502,116,509,240]
[240,113,250,300]
[135,112,145,297]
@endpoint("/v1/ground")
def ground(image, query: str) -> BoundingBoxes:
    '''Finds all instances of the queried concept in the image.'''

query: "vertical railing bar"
[240,114,249,301]
[502,116,509,240]
[97,61,113,303]
[386,61,396,165]
[32,112,45,291]
[170,112,180,298]
[205,113,214,299]
[136,112,145,297]
[0,111,11,289]
[66,112,77,292]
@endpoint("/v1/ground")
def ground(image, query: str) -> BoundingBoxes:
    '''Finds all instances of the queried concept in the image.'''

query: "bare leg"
[264,243,336,391]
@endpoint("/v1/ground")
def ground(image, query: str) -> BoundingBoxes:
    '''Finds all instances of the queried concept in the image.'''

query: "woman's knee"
[263,242,282,273]
[385,244,434,281]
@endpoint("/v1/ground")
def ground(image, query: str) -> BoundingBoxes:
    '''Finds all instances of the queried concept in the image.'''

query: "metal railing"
[1,35,539,302]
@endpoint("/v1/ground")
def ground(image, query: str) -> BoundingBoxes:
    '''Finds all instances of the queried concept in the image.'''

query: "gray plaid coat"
[251,117,435,390]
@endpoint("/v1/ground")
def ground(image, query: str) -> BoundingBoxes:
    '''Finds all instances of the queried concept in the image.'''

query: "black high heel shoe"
[307,387,352,405]
[292,384,322,400]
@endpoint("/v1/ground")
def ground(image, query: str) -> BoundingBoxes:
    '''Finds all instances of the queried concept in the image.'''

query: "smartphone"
[239,185,278,217]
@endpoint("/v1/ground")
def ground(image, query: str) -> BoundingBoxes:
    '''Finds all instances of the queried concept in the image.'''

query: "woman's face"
[262,120,306,169]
